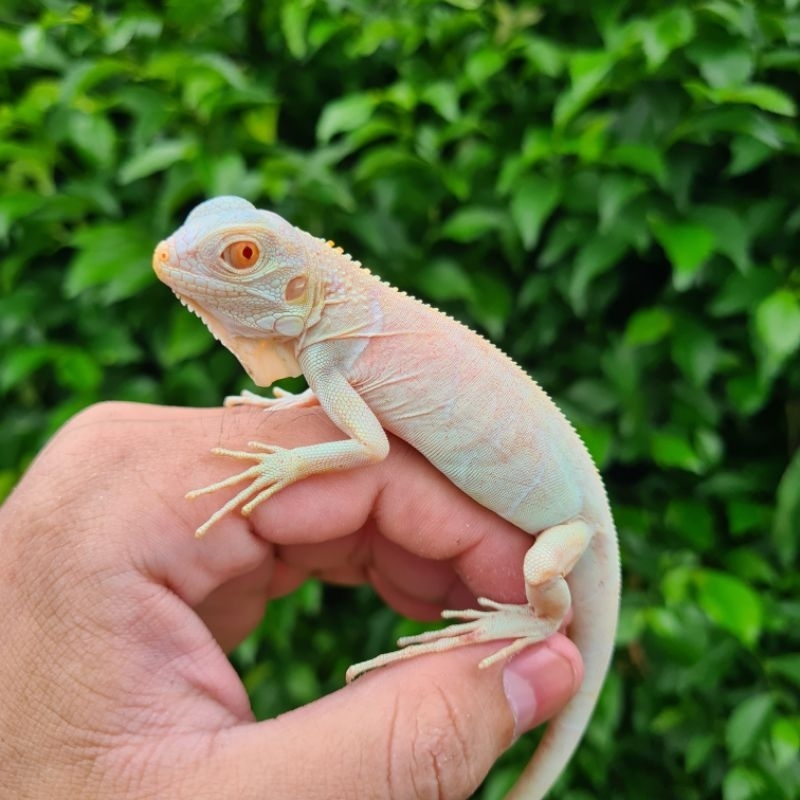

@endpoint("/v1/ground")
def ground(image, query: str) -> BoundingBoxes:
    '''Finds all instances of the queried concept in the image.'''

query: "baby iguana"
[153,196,620,799]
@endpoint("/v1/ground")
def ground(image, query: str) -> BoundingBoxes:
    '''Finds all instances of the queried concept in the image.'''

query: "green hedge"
[2,2,799,798]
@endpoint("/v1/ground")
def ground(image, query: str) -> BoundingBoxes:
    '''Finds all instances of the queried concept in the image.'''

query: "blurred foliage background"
[1,0,799,797]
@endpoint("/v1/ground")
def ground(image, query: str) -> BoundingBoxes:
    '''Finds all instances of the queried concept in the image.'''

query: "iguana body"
[153,196,620,799]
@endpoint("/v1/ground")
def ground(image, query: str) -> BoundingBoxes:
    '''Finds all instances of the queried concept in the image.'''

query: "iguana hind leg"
[346,519,593,682]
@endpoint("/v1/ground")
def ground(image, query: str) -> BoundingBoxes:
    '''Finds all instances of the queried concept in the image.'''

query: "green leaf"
[722,765,769,800]
[624,307,673,346]
[281,0,313,59]
[159,306,213,367]
[414,258,476,304]
[695,569,763,647]
[773,449,800,567]
[685,734,716,773]
[725,693,774,759]
[554,50,614,127]
[118,139,195,184]
[0,345,55,392]
[771,717,800,769]
[443,0,483,8]
[651,430,702,472]
[522,36,565,77]
[607,144,668,185]
[726,372,771,416]
[354,146,422,184]
[54,348,102,393]
[665,498,715,550]
[642,7,695,70]
[754,289,800,361]
[67,111,116,168]
[724,84,796,116]
[66,223,154,303]
[698,0,752,36]
[569,49,614,97]
[316,93,377,143]
[574,422,613,468]
[711,267,782,317]
[723,548,775,583]
[688,40,754,88]
[672,320,721,386]
[727,135,773,176]
[243,106,279,145]
[440,207,506,242]
[686,81,797,116]
[597,173,648,232]
[0,192,46,241]
[643,606,708,663]
[539,217,591,267]
[467,272,513,339]
[650,218,716,288]
[568,232,628,314]
[692,204,751,271]
[509,174,561,250]
[726,500,772,537]
[675,105,788,152]
[766,653,800,688]
[103,12,162,53]
[201,151,262,198]
[0,26,21,68]
[465,47,505,85]
[421,81,460,122]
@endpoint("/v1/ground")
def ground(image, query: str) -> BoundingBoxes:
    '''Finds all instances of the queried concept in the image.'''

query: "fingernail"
[502,637,583,740]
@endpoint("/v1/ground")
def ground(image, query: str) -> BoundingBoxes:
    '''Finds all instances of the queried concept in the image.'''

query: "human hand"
[0,402,583,799]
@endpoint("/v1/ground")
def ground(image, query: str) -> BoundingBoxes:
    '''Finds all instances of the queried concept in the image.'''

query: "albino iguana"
[153,196,620,799]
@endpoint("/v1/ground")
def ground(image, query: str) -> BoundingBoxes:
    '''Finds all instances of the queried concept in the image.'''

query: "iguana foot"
[187,442,299,537]
[346,598,561,682]
[223,386,318,410]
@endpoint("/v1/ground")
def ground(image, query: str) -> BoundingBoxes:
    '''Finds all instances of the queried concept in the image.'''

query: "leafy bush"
[2,1,798,797]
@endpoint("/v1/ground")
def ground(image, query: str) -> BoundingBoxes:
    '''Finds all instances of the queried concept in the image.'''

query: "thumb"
[205,635,583,800]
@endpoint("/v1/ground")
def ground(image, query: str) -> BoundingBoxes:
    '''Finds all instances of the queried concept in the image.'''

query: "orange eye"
[222,240,260,269]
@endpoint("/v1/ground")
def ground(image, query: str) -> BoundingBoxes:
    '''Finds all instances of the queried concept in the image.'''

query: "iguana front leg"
[188,372,386,537]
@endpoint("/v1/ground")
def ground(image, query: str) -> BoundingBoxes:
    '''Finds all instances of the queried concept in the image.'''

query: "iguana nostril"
[153,241,171,273]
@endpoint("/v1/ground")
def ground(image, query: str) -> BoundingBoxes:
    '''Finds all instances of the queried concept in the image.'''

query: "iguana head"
[153,196,318,386]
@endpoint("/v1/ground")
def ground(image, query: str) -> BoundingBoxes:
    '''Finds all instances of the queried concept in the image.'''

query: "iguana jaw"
[154,248,302,387]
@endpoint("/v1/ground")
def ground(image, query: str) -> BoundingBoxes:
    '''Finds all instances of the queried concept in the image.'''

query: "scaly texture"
[153,196,620,799]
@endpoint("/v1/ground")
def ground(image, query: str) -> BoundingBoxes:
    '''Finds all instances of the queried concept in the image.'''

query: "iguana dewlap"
[153,196,620,800]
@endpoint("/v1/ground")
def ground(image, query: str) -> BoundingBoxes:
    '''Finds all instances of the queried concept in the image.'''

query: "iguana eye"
[222,241,260,269]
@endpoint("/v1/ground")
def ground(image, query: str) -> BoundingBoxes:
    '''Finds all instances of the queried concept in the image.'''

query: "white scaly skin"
[153,196,620,800]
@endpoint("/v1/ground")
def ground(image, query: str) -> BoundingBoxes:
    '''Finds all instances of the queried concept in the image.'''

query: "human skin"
[0,402,583,799]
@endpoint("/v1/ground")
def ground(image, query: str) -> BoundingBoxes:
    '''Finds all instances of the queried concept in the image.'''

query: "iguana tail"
[507,522,620,799]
